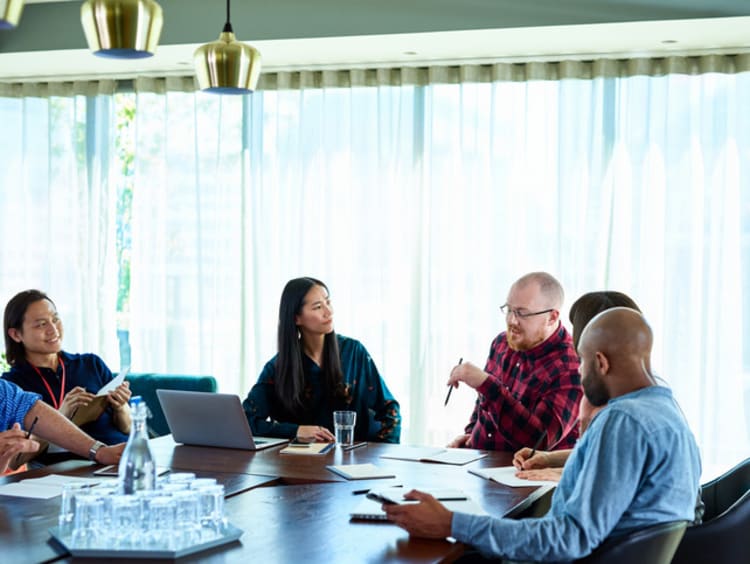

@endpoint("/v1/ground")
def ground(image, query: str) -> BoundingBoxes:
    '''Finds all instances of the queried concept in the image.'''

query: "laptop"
[156,389,289,450]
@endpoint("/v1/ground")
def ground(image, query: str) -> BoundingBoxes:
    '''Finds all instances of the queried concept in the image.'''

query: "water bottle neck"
[130,401,149,438]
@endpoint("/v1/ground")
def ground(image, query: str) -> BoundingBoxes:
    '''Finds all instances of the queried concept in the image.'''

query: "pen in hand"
[14,415,39,467]
[444,357,463,406]
[528,430,546,460]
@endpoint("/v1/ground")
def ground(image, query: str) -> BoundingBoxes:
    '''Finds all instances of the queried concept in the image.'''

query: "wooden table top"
[1,439,550,563]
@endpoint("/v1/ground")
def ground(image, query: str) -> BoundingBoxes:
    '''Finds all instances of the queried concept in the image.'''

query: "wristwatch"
[88,440,105,462]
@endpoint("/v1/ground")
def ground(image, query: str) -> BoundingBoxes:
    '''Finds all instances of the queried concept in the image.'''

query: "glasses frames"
[500,304,554,319]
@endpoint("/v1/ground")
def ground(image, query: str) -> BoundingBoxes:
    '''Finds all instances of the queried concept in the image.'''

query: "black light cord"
[223,0,233,33]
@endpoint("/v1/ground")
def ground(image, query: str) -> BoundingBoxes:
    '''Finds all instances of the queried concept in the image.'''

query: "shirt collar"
[512,323,570,361]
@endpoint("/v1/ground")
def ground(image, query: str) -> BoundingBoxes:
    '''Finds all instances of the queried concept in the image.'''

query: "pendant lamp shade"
[0,0,24,30]
[194,30,262,94]
[194,0,261,94]
[80,0,163,59]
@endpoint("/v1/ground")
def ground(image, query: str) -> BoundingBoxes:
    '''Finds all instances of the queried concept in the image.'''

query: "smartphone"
[366,491,402,505]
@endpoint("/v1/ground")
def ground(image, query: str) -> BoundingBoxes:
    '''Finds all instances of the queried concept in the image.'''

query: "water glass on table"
[58,483,96,538]
[333,410,356,446]
[70,494,104,549]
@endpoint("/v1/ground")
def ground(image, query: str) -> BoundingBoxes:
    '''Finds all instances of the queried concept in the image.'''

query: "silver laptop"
[156,389,289,450]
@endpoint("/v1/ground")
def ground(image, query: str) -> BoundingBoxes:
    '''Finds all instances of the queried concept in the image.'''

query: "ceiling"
[1,0,749,82]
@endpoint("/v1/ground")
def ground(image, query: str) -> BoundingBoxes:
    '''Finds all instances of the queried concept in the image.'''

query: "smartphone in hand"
[366,491,402,505]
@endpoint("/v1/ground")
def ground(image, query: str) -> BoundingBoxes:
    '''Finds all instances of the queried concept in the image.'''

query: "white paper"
[97,368,128,396]
[468,466,558,487]
[0,482,62,499]
[0,474,104,499]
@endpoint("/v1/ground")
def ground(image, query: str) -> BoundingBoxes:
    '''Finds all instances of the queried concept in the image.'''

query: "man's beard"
[583,367,610,407]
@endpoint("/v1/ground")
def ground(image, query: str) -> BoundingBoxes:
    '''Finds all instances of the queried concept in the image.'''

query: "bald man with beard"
[385,308,701,562]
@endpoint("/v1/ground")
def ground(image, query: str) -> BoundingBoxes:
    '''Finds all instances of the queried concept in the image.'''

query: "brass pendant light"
[194,0,262,94]
[80,0,163,59]
[0,0,24,30]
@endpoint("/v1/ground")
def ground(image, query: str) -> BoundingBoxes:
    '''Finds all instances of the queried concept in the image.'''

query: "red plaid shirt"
[464,324,582,452]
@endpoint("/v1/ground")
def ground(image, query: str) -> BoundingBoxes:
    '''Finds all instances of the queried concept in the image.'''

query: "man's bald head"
[579,307,653,359]
[513,272,564,310]
[578,307,655,404]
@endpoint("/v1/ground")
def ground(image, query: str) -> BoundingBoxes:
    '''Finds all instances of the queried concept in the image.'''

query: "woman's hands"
[296,425,336,443]
[106,381,132,411]
[58,386,97,419]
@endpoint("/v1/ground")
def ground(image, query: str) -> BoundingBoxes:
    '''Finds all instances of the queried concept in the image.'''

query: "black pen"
[14,416,39,466]
[529,430,546,459]
[353,484,403,495]
[342,441,367,452]
[444,357,463,406]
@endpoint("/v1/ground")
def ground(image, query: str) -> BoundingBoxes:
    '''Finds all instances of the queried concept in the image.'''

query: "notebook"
[156,389,289,451]
[326,463,396,480]
[468,466,559,487]
[280,442,335,455]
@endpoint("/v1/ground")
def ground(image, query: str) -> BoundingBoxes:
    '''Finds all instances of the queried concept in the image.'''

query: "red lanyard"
[30,355,66,410]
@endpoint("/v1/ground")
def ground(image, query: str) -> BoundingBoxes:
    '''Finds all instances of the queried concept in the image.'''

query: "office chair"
[671,456,750,564]
[125,373,218,437]
[575,520,687,564]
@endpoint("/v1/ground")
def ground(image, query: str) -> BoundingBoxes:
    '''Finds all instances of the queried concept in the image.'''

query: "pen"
[444,357,463,406]
[529,430,546,460]
[353,484,403,495]
[14,416,39,467]
[342,441,367,452]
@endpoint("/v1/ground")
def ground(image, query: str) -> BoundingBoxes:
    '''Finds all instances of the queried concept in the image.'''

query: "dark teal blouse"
[242,335,400,443]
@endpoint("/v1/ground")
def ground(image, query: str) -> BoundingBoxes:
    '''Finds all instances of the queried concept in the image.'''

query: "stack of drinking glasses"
[57,473,229,552]
[57,397,230,553]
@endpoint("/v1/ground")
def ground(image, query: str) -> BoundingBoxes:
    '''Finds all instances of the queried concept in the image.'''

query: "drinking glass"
[70,494,104,549]
[145,496,178,550]
[172,489,201,546]
[333,410,356,446]
[196,484,226,539]
[168,472,196,484]
[58,483,95,538]
[109,494,141,549]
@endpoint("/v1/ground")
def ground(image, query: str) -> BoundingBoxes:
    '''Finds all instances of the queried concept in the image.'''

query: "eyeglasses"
[500,304,554,319]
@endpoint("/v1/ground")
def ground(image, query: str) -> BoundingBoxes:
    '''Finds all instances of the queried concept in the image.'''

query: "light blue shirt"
[0,378,40,430]
[452,386,701,562]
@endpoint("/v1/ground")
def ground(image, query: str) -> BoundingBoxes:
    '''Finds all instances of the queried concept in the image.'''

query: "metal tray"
[49,523,243,559]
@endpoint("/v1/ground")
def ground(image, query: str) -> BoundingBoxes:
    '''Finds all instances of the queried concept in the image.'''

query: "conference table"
[0,437,552,563]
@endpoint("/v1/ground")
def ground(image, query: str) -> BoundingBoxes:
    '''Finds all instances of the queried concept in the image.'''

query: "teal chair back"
[125,373,218,437]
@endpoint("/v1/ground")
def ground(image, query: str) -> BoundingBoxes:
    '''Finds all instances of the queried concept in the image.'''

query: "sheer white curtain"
[126,60,750,474]
[0,83,119,366]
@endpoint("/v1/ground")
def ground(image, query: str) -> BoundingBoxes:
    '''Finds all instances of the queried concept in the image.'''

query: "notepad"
[350,488,487,521]
[280,442,335,455]
[380,447,487,466]
[326,463,396,480]
[468,466,559,487]
[70,371,127,427]
[0,474,103,499]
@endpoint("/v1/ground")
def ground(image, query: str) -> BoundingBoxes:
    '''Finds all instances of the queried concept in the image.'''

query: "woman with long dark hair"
[243,277,400,443]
